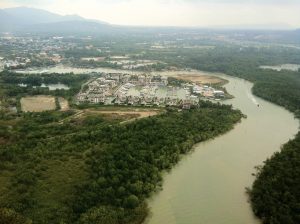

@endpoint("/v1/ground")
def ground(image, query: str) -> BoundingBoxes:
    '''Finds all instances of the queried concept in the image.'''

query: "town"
[0,35,166,71]
[77,72,225,108]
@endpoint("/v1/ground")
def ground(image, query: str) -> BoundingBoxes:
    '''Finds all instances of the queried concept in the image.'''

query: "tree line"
[0,102,243,224]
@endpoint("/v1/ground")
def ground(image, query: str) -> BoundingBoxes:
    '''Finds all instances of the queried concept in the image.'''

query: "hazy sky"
[1,0,300,27]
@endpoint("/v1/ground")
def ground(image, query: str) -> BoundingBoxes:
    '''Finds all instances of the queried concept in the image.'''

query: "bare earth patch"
[88,110,158,118]
[20,95,56,112]
[174,74,226,84]
[58,97,69,111]
[84,108,162,123]
[59,108,161,124]
[81,57,105,62]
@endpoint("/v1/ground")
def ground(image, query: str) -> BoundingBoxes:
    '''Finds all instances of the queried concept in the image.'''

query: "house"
[214,90,225,98]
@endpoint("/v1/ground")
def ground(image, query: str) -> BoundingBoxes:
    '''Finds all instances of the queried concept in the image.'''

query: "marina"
[76,72,224,108]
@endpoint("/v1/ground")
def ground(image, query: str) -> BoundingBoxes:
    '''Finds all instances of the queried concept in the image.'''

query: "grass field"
[20,96,56,112]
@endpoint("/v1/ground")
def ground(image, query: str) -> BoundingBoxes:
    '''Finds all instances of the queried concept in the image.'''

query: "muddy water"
[259,64,300,72]
[146,74,298,224]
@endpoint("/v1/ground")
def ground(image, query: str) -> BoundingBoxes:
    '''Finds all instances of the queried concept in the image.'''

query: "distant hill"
[24,20,116,34]
[0,7,108,32]
[1,6,299,38]
[3,7,85,24]
[0,9,20,31]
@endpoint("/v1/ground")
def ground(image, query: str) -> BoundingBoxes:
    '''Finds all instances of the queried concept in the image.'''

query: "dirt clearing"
[20,95,56,112]
[58,97,69,111]
[87,110,159,118]
[174,74,226,84]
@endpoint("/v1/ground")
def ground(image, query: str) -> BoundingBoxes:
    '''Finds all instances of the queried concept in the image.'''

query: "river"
[259,64,300,72]
[14,65,299,224]
[146,74,299,224]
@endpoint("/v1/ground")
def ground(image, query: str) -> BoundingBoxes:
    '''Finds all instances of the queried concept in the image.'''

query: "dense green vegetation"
[0,71,89,97]
[249,132,300,224]
[0,208,31,224]
[0,102,243,223]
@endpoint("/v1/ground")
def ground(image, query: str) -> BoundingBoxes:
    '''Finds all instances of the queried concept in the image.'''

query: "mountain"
[0,7,299,36]
[0,9,16,30]
[24,20,116,34]
[3,7,85,25]
[0,7,108,32]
